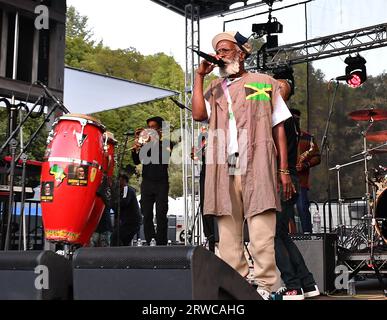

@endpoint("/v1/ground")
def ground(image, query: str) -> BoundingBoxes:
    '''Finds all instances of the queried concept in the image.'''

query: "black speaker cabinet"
[0,250,72,300]
[290,233,337,294]
[72,245,261,300]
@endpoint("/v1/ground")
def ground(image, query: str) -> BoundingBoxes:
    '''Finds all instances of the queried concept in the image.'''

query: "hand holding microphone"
[192,49,225,68]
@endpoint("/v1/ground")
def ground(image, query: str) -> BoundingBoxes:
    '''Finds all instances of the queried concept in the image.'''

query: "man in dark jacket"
[131,116,172,245]
[111,173,142,246]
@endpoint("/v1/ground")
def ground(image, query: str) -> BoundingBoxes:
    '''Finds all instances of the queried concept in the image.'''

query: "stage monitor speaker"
[290,233,337,294]
[0,250,72,300]
[72,245,261,300]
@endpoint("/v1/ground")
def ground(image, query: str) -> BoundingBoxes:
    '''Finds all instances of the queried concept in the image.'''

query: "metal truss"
[183,4,202,246]
[246,23,387,70]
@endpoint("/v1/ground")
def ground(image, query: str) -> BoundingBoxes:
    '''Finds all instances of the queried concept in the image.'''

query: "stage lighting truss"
[246,23,387,71]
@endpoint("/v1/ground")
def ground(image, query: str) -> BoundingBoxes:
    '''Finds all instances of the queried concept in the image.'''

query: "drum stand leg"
[371,260,387,297]
[348,256,387,297]
[348,220,387,297]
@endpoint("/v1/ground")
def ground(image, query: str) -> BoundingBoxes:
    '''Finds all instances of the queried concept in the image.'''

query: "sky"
[66,0,387,81]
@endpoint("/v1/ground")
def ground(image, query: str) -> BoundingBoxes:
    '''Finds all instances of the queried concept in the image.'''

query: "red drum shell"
[41,115,105,244]
[78,132,116,246]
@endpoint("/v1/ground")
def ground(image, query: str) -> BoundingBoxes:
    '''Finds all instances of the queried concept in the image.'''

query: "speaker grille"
[73,246,198,269]
[0,251,45,270]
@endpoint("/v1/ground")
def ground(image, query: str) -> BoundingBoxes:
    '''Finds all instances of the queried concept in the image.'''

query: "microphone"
[170,98,192,112]
[36,81,70,113]
[192,49,225,68]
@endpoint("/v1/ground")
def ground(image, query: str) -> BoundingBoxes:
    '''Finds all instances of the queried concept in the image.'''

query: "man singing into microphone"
[192,31,293,300]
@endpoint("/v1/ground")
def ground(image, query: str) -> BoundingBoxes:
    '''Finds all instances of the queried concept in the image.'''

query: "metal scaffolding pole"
[184,4,202,246]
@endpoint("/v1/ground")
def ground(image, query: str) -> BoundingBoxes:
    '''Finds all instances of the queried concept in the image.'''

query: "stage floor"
[297,277,387,300]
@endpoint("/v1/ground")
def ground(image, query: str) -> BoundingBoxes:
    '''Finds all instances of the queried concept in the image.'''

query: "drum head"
[58,113,105,132]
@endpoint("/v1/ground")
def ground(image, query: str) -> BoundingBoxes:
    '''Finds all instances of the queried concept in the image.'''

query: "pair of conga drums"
[40,114,117,245]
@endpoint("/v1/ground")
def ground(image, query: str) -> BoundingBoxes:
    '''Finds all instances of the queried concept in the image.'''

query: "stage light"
[344,54,367,88]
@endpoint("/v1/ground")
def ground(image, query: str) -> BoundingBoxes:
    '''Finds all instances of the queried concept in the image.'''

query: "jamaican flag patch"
[244,83,272,101]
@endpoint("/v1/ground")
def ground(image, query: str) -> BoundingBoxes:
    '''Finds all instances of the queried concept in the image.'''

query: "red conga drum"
[77,131,117,246]
[41,114,105,244]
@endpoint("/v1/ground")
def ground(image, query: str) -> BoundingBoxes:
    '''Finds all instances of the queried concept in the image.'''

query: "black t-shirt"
[284,115,300,174]
[132,140,172,182]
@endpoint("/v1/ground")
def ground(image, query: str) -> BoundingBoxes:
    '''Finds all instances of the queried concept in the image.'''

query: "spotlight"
[344,54,367,88]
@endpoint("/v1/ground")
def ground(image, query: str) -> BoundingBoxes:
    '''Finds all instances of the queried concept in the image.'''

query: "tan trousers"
[217,174,277,292]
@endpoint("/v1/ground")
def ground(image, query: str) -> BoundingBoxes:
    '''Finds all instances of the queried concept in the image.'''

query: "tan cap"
[212,31,253,56]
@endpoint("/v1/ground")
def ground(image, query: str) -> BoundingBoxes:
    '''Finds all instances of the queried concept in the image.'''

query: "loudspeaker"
[290,233,337,294]
[72,245,261,300]
[0,0,66,102]
[167,214,177,242]
[0,250,72,300]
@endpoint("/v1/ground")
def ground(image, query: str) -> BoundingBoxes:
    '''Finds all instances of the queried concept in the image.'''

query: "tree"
[65,6,95,67]
[66,6,94,42]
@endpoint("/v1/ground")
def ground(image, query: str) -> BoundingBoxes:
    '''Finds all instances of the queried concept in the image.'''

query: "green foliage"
[65,6,95,67]
[66,6,94,42]
[169,164,183,198]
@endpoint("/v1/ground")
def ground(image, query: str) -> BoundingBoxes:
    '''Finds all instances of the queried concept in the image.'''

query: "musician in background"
[90,206,113,247]
[191,125,215,252]
[111,173,142,246]
[131,116,173,245]
[271,75,319,300]
[290,109,321,234]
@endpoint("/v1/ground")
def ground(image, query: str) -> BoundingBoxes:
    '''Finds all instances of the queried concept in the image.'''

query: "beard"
[219,55,240,78]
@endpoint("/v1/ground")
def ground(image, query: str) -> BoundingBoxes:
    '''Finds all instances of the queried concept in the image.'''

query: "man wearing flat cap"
[192,31,293,300]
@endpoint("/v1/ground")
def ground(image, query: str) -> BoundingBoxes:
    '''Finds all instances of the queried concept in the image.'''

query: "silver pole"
[336,169,343,226]
[12,12,20,136]
[189,6,196,245]
[13,12,27,250]
[363,135,372,246]
[179,100,187,245]
[184,7,190,246]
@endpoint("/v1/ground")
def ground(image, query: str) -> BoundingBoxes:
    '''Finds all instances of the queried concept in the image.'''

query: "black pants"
[140,179,169,245]
[111,223,140,246]
[275,174,316,289]
[200,170,215,252]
